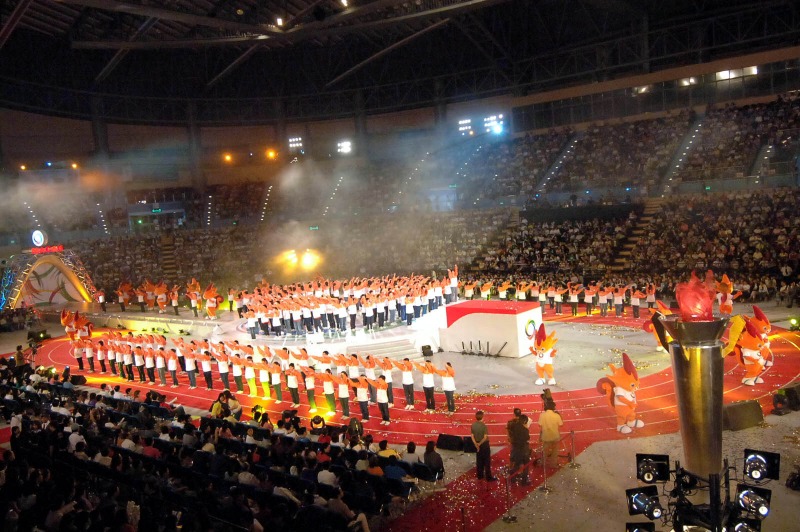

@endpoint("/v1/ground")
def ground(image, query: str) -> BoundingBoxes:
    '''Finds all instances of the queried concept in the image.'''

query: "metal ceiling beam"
[324,18,450,88]
[454,20,513,84]
[582,0,645,17]
[0,0,34,50]
[71,0,514,49]
[52,0,281,34]
[205,44,261,88]
[94,16,157,83]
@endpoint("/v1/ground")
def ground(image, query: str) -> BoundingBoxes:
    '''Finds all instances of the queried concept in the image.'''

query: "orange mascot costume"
[596,352,644,434]
[749,305,774,367]
[715,274,742,316]
[154,281,169,314]
[203,283,223,320]
[530,323,557,385]
[724,315,769,385]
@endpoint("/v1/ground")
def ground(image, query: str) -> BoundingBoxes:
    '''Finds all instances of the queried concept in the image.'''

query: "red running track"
[24,319,800,532]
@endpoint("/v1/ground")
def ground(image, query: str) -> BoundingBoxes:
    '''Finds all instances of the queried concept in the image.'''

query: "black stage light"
[743,449,780,482]
[626,485,663,520]
[736,484,771,518]
[726,517,761,531]
[625,523,655,532]
[636,454,670,483]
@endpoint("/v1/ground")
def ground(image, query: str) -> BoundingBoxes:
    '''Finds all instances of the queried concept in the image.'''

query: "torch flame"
[675,271,716,322]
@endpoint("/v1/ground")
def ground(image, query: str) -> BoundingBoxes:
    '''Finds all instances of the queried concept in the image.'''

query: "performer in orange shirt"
[414,360,438,412]
[393,358,416,410]
[365,375,391,425]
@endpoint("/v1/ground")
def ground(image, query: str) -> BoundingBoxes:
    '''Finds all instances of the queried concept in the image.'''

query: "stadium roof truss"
[0,0,798,123]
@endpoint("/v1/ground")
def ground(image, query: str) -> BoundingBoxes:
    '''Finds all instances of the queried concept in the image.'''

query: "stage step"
[345,337,424,362]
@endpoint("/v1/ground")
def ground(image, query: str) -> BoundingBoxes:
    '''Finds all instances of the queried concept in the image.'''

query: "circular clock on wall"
[31,229,48,247]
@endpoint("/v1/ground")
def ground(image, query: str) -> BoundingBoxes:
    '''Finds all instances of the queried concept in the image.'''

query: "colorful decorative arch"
[2,252,95,309]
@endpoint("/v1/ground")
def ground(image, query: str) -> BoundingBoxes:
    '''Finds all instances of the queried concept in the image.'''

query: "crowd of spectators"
[70,235,165,291]
[0,308,35,334]
[546,111,691,193]
[675,95,800,183]
[479,214,637,277]
[0,361,449,531]
[625,188,800,291]
[462,129,574,200]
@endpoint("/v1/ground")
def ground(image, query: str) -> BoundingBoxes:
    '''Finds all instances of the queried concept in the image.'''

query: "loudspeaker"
[436,433,464,451]
[723,400,764,431]
[780,382,800,411]
[421,345,433,357]
[462,436,477,453]
[27,328,48,341]
[70,375,87,386]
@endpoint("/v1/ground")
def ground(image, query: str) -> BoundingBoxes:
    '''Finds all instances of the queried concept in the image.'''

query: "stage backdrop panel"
[440,300,542,358]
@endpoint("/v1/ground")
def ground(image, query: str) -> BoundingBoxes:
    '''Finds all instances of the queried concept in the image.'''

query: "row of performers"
[101,269,462,321]
[68,335,457,424]
[465,274,741,317]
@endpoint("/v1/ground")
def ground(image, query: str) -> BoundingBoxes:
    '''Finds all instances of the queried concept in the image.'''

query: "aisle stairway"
[346,337,424,363]
[159,234,178,282]
[609,197,665,273]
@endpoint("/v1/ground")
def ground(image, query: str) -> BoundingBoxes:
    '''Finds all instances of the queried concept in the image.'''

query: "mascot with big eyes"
[154,281,169,314]
[529,323,557,385]
[715,274,742,316]
[724,312,771,386]
[596,352,645,434]
[203,283,224,320]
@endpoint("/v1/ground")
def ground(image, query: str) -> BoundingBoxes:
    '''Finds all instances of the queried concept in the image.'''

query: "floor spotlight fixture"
[726,517,762,531]
[736,484,771,518]
[636,453,670,483]
[625,523,655,532]
[743,449,780,482]
[626,486,663,520]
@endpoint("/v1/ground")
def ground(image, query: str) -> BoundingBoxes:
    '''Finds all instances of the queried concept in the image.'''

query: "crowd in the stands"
[545,111,691,193]
[0,361,448,531]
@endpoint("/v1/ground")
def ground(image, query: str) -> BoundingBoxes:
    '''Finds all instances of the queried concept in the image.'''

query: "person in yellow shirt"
[537,399,564,468]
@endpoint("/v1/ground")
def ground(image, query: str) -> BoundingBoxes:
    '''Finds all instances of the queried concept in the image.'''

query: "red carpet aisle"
[21,325,800,532]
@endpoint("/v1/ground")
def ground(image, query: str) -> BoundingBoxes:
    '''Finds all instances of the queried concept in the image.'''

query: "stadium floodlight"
[736,484,770,518]
[626,486,662,520]
[625,523,655,532]
[337,140,352,154]
[743,449,780,481]
[636,454,670,484]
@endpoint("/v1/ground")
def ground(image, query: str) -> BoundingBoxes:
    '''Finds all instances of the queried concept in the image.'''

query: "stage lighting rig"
[624,452,780,532]
[636,454,670,484]
[626,486,663,520]
[736,484,771,519]
[624,524,654,532]
[743,449,780,482]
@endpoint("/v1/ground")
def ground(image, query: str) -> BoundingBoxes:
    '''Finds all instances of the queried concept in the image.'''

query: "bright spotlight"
[736,484,770,518]
[300,250,321,270]
[626,486,662,520]
[20,165,26,170]
[337,140,352,154]
[743,449,780,481]
[71,162,78,169]
[223,153,233,163]
[266,149,277,160]
[636,454,670,484]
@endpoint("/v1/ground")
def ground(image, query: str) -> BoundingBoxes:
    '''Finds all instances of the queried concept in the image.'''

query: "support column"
[186,101,204,190]
[274,98,287,154]
[640,15,650,74]
[90,96,109,159]
[433,80,448,146]
[354,90,366,156]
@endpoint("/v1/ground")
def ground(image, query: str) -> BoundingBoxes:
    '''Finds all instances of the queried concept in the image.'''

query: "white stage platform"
[439,300,543,358]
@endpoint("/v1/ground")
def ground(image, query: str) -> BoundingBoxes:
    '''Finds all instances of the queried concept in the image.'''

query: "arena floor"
[2,300,799,531]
